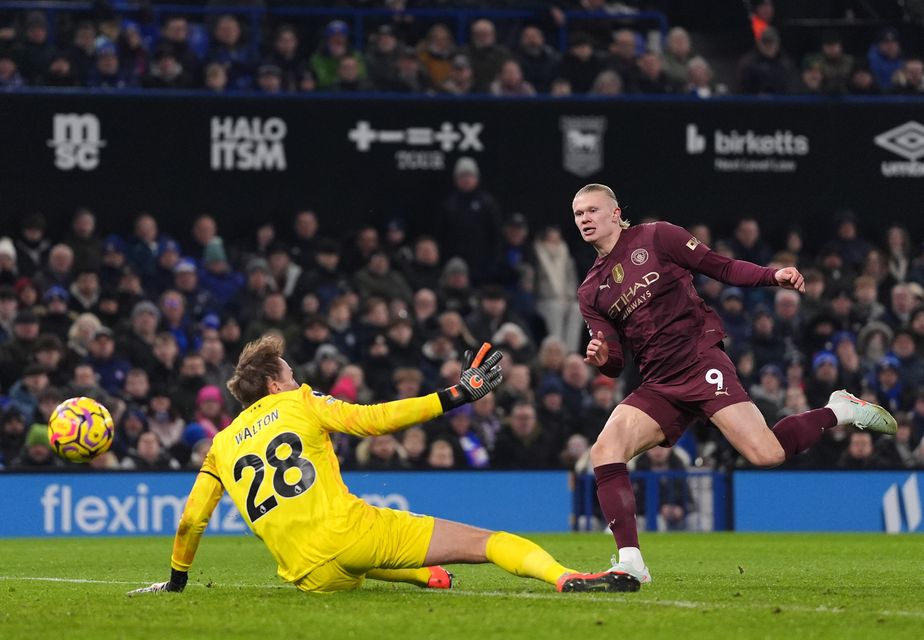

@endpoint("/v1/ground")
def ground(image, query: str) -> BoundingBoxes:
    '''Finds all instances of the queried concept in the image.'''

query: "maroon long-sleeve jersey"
[578,221,777,384]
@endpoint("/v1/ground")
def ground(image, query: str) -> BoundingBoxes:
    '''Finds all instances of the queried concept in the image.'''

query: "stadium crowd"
[2,152,924,486]
[0,1,922,96]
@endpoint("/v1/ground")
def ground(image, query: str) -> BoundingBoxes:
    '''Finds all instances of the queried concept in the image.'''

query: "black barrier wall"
[2,92,923,248]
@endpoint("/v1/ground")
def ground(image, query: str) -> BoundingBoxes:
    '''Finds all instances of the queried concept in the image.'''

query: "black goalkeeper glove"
[438,343,504,411]
[127,569,188,595]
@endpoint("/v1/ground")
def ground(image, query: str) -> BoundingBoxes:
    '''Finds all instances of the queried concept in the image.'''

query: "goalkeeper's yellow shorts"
[294,506,435,593]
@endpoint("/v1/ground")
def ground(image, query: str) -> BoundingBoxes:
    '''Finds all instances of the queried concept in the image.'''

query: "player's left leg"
[366,567,452,589]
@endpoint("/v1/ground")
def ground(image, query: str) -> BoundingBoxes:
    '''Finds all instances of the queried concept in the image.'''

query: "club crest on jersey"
[612,263,624,284]
[631,249,649,265]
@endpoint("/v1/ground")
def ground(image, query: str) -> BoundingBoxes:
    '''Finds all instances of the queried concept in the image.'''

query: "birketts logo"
[347,120,484,171]
[211,117,287,171]
[685,123,808,173]
[875,121,924,178]
[560,116,607,177]
[882,473,921,533]
[48,113,106,171]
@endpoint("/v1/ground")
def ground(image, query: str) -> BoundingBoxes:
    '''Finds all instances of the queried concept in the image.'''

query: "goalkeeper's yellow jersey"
[171,384,443,582]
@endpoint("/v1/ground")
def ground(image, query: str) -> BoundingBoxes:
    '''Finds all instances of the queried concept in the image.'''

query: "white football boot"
[826,389,897,435]
[606,555,652,585]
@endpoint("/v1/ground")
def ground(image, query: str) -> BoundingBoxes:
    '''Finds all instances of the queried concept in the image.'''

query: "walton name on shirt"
[234,409,280,445]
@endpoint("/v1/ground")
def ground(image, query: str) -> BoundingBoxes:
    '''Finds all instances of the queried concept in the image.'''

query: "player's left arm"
[655,222,804,292]
[309,344,503,437]
[128,459,224,595]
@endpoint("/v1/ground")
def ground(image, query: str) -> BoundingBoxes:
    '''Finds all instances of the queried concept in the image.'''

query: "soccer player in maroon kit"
[574,184,897,585]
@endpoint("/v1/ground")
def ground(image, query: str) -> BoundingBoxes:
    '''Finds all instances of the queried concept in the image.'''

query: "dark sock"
[593,462,640,549]
[772,408,837,460]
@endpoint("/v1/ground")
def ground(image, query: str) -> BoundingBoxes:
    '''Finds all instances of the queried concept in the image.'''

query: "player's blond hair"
[574,183,630,229]
[227,334,285,407]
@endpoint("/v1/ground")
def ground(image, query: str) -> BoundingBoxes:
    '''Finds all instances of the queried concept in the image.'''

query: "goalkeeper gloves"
[127,569,188,595]
[438,342,503,411]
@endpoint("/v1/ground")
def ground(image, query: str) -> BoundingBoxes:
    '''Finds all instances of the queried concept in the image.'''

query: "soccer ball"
[48,397,115,463]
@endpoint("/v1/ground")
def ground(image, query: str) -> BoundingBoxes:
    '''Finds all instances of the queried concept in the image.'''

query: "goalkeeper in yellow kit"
[131,335,637,594]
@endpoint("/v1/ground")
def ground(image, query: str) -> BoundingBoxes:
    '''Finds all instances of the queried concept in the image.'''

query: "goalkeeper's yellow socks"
[366,567,434,587]
[485,531,576,585]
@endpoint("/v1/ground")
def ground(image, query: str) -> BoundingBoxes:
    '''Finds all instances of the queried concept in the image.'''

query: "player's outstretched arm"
[315,343,503,437]
[128,471,223,596]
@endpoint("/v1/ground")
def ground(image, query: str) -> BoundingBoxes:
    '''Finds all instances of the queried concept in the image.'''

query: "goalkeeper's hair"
[227,334,285,407]
[574,183,630,229]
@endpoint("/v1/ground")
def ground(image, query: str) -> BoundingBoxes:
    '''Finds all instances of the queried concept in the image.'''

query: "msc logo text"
[48,113,106,171]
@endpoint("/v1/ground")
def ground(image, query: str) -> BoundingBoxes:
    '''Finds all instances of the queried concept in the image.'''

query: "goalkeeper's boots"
[826,390,897,435]
[425,566,453,589]
[556,569,640,593]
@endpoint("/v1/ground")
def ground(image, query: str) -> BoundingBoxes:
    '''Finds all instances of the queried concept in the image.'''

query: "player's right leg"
[588,402,669,585]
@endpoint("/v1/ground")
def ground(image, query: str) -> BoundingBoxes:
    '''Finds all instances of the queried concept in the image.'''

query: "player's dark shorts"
[622,344,750,446]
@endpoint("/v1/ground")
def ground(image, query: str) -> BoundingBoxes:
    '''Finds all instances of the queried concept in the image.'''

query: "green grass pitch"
[1,533,922,639]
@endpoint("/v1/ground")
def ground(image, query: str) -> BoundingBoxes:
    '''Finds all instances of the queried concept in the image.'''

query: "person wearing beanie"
[11,423,61,468]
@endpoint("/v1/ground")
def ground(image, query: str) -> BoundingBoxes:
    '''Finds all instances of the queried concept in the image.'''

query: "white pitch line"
[447,590,924,619]
[3,576,923,620]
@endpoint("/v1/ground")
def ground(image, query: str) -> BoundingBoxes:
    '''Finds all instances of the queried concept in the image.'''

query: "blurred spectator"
[579,374,619,442]
[143,46,194,89]
[462,19,509,93]
[7,363,48,424]
[737,27,796,95]
[750,364,785,425]
[118,20,148,81]
[204,62,228,92]
[589,68,622,96]
[426,438,456,469]
[268,24,302,91]
[122,431,181,470]
[437,157,503,285]
[892,57,924,95]
[490,59,535,96]
[0,408,27,467]
[815,30,853,95]
[493,401,557,468]
[160,15,201,82]
[515,25,559,93]
[206,14,253,90]
[400,426,428,469]
[495,213,535,290]
[69,270,101,315]
[837,430,890,469]
[14,214,50,278]
[366,24,401,90]
[0,237,16,285]
[847,62,879,95]
[194,384,232,434]
[748,0,775,41]
[358,434,408,470]
[255,63,284,94]
[534,226,582,352]
[33,334,69,387]
[86,42,135,88]
[870,355,913,414]
[311,20,365,90]
[535,377,573,452]
[632,50,671,94]
[68,20,97,82]
[633,446,692,531]
[11,423,61,469]
[353,251,413,304]
[686,55,723,98]
[85,326,131,395]
[560,354,591,417]
[417,23,455,89]
[804,350,839,408]
[660,27,693,91]
[719,287,750,349]
[13,11,53,83]
[0,310,40,390]
[890,330,924,389]
[244,292,299,345]
[607,29,639,89]
[171,352,208,419]
[439,54,474,95]
[797,55,823,95]
[466,285,530,346]
[331,56,373,92]
[552,77,572,97]
[438,404,490,468]
[867,27,903,92]
[558,34,604,94]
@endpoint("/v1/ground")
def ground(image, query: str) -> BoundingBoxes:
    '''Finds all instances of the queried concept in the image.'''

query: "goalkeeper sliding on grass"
[131,334,637,595]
